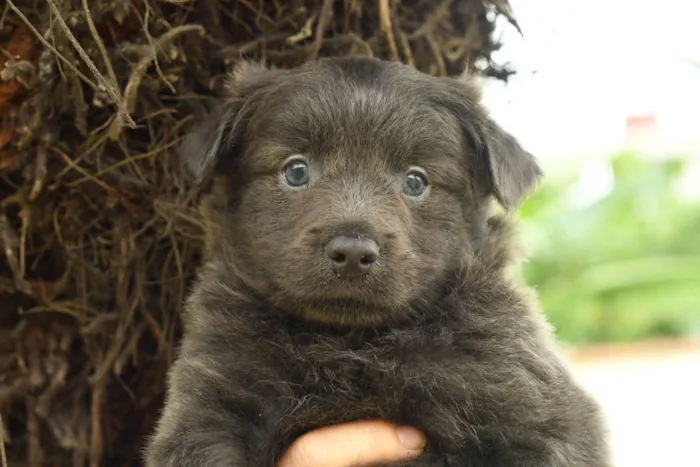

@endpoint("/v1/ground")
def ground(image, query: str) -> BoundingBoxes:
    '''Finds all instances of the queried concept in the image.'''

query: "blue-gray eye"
[282,159,309,187]
[402,171,428,197]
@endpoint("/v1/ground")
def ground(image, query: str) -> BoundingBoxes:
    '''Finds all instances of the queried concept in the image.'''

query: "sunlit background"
[481,1,700,466]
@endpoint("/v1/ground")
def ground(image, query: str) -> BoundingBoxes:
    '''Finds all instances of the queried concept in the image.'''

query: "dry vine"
[0,0,520,465]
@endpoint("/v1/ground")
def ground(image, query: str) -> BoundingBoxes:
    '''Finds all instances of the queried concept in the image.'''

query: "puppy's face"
[182,58,540,326]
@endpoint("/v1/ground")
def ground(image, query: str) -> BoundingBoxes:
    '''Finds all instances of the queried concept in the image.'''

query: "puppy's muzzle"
[325,235,379,278]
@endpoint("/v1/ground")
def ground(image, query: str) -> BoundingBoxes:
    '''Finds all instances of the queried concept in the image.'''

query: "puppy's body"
[146,58,611,467]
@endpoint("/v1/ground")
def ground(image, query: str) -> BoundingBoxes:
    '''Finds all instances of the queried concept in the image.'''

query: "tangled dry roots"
[0,0,520,465]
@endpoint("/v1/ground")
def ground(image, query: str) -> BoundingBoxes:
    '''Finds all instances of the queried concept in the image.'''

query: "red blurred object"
[625,113,657,134]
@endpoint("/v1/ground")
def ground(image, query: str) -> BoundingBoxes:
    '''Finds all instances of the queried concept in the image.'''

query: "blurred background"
[483,1,700,466]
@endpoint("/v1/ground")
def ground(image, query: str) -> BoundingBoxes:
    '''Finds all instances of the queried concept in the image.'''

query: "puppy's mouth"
[294,297,398,327]
[263,268,420,326]
[269,277,406,326]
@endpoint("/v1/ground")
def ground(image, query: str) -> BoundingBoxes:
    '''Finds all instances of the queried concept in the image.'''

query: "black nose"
[325,236,379,277]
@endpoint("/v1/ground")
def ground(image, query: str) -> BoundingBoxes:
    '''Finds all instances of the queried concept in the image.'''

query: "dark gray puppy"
[145,57,611,467]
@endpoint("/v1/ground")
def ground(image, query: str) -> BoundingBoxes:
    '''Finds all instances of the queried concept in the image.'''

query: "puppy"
[145,57,611,467]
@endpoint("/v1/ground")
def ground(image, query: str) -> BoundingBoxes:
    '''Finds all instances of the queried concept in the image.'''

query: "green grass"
[517,153,700,345]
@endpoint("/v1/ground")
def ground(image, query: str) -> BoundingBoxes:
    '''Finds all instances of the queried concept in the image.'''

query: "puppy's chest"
[246,330,529,466]
[274,332,459,428]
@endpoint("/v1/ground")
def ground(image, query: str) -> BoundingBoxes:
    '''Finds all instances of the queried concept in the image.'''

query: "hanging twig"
[45,0,135,128]
[81,0,120,89]
[5,0,100,90]
[0,410,8,467]
[378,0,400,61]
[311,0,334,58]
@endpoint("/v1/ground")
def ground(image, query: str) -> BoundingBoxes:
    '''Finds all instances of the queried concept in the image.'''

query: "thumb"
[277,420,426,467]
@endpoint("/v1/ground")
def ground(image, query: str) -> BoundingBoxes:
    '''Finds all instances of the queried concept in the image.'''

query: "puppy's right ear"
[179,61,275,186]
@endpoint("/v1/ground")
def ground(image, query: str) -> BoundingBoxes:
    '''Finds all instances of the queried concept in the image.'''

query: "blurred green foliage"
[517,153,700,345]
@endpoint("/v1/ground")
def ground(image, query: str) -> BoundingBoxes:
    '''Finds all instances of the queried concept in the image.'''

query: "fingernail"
[396,426,426,450]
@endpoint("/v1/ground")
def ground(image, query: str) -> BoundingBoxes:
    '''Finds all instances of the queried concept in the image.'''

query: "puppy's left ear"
[479,117,542,208]
[444,76,542,209]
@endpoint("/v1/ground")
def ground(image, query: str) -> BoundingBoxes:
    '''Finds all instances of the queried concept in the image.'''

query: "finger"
[277,420,426,467]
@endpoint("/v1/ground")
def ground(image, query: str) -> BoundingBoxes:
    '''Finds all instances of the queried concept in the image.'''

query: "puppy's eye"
[402,170,429,197]
[282,158,309,188]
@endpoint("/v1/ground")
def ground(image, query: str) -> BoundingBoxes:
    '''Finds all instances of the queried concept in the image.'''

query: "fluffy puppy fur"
[145,57,611,467]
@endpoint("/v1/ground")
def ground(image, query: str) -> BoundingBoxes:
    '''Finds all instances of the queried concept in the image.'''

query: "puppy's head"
[181,58,541,326]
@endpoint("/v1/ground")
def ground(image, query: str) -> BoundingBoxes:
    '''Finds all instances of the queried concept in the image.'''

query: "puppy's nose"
[325,236,379,277]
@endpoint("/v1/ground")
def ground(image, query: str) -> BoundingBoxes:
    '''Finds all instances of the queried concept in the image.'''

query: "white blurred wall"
[570,345,700,467]
[480,0,700,180]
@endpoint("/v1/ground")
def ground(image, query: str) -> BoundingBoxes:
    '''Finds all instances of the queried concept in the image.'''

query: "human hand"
[277,420,426,467]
